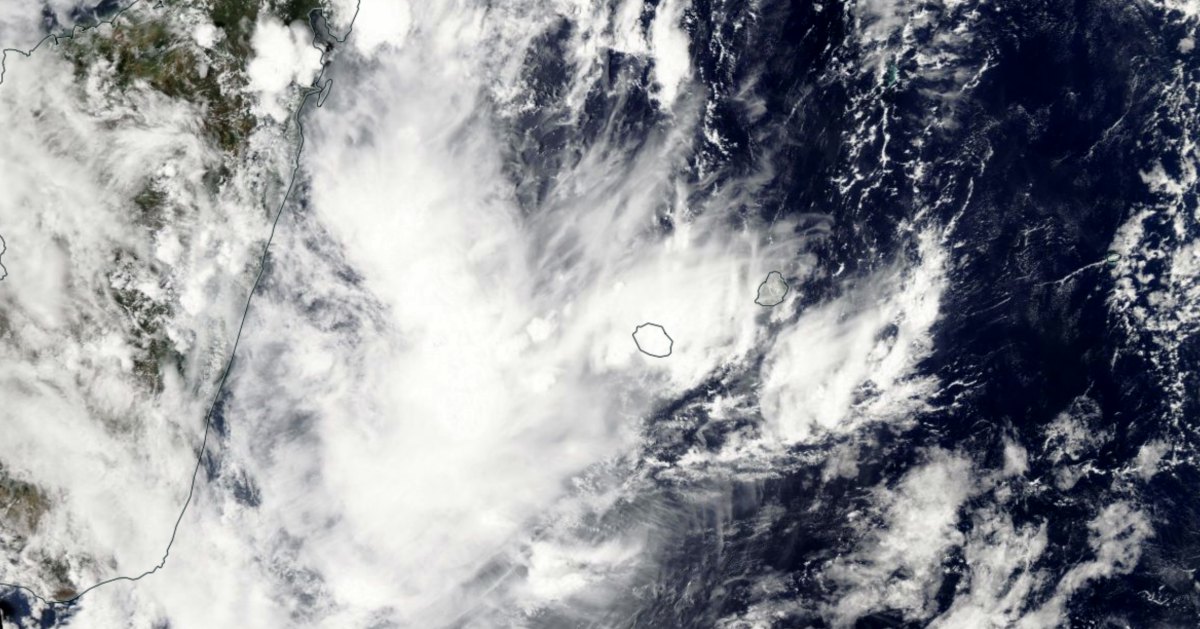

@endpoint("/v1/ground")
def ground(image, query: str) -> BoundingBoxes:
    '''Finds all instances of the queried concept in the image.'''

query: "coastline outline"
[0,0,362,609]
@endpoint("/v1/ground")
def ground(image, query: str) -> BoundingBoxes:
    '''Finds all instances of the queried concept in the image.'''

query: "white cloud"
[246,15,324,122]
[1018,502,1153,628]
[1132,440,1168,481]
[241,5,805,621]
[929,510,1048,629]
[192,22,216,49]
[348,0,412,55]
[649,0,692,107]
[0,0,308,616]
[0,2,1020,627]
[823,450,975,626]
[759,227,947,444]
[1002,439,1029,477]
[22,2,820,625]
[0,45,219,587]
[929,498,1153,629]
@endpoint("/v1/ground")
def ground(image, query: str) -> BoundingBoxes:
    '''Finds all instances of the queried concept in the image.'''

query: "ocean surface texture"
[1,0,1199,627]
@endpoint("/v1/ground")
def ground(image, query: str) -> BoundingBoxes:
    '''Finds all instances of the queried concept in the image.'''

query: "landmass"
[633,322,673,358]
[755,271,789,306]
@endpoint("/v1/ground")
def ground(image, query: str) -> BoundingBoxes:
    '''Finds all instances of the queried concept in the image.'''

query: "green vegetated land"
[109,249,182,395]
[0,0,330,597]
[64,0,325,151]
[0,465,77,600]
[60,0,332,400]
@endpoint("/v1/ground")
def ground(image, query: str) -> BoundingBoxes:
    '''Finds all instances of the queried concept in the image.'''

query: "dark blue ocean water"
[505,0,1200,626]
[631,0,1199,625]
[5,0,1198,626]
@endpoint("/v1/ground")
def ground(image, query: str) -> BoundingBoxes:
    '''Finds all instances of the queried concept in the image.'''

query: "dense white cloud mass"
[194,2,817,623]
[759,228,947,443]
[5,0,812,624]
[648,0,692,106]
[0,0,1170,627]
[247,16,324,122]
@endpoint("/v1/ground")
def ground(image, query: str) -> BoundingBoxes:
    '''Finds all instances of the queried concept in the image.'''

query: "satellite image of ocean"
[1,0,1199,627]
